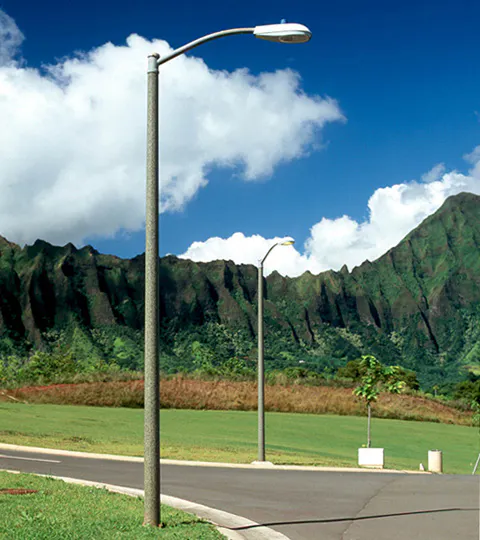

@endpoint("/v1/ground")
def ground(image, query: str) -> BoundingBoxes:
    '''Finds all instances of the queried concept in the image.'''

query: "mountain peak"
[0,236,19,250]
[435,192,480,216]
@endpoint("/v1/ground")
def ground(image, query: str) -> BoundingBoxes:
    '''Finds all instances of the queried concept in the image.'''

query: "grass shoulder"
[0,471,223,539]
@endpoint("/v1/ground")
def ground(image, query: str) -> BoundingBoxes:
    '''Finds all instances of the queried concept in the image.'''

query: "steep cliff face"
[0,192,479,380]
[259,193,480,355]
[350,192,480,351]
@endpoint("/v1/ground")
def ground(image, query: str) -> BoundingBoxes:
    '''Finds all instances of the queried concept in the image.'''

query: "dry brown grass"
[2,377,471,425]
[3,381,144,408]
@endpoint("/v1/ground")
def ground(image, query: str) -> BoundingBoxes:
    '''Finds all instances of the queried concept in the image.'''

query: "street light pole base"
[143,520,165,528]
[250,460,274,467]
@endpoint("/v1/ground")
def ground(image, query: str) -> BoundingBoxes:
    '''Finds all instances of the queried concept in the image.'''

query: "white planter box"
[358,448,384,468]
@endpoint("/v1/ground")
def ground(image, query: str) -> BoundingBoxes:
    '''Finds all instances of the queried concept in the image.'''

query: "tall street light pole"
[144,51,161,527]
[144,23,311,527]
[256,239,295,463]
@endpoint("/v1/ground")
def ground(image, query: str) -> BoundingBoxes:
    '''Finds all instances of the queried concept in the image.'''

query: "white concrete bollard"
[428,450,443,473]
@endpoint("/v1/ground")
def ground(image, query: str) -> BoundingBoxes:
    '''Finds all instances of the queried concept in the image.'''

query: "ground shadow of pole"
[230,507,479,530]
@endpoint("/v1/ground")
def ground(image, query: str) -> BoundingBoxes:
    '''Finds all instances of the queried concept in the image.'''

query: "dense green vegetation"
[0,404,477,473]
[0,321,474,409]
[0,471,223,539]
[1,192,480,398]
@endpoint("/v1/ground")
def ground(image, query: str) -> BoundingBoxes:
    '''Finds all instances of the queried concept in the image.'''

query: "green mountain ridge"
[1,192,480,389]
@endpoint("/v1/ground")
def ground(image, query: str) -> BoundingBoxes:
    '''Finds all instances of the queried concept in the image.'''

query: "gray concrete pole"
[257,262,265,462]
[144,53,160,527]
[255,240,293,462]
[140,24,304,518]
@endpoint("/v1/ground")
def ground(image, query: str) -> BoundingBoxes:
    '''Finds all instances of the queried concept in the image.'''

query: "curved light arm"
[260,243,280,267]
[157,28,255,67]
[259,239,295,267]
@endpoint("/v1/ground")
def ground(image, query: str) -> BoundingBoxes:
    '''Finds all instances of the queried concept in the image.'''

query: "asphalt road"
[1,449,478,540]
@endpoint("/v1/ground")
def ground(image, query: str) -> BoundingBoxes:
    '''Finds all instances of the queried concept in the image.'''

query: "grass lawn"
[0,471,223,539]
[0,402,478,474]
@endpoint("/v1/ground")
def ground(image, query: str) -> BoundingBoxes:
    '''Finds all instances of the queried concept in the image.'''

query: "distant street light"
[256,238,295,463]
[144,24,311,527]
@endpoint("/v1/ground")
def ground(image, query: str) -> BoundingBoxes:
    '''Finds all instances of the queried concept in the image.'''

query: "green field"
[0,403,478,474]
[0,471,223,539]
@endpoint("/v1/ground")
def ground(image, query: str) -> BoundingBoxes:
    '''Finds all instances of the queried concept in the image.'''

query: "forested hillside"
[1,192,480,391]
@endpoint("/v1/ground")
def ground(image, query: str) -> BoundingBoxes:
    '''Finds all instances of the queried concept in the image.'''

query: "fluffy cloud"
[182,232,312,275]
[181,149,480,276]
[0,10,344,246]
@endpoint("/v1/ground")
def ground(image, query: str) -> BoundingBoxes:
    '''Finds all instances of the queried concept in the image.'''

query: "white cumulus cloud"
[181,232,312,275]
[181,150,480,276]
[0,10,344,246]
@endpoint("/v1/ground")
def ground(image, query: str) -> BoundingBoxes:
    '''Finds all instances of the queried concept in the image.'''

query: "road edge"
[0,468,289,540]
[0,443,429,474]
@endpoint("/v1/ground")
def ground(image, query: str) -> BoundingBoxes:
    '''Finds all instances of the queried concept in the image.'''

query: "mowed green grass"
[0,471,223,539]
[0,403,478,474]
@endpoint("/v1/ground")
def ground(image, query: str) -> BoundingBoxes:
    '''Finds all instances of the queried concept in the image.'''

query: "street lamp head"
[253,23,312,44]
[281,239,295,246]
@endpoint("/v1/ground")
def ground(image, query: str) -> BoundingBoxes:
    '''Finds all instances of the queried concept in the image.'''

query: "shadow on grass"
[230,507,479,530]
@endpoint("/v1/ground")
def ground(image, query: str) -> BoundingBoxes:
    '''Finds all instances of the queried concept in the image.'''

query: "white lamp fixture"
[254,23,312,44]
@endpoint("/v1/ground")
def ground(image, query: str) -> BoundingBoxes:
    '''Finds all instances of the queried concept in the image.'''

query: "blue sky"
[1,0,479,275]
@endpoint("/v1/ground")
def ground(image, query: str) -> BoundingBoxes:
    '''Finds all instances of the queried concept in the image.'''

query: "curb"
[0,443,429,474]
[0,443,143,463]
[0,469,289,540]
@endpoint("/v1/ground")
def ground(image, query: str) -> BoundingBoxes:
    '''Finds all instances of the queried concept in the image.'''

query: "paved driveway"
[1,449,478,539]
